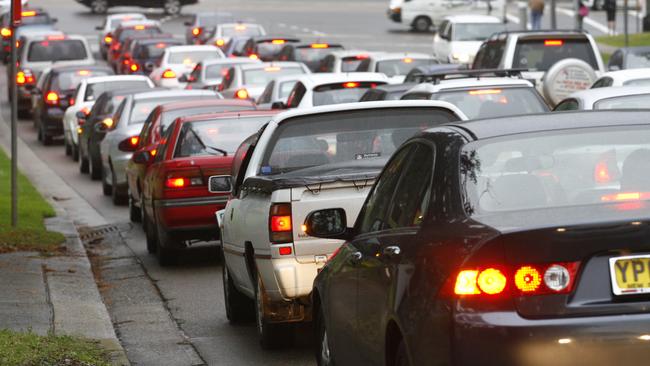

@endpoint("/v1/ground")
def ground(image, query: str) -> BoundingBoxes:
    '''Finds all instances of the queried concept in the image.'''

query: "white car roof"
[202,57,260,66]
[269,100,468,127]
[119,19,160,28]
[106,13,146,21]
[165,45,221,53]
[327,50,383,58]
[406,77,534,94]
[295,72,389,87]
[443,15,503,23]
[570,85,650,104]
[84,75,152,85]
[238,61,306,71]
[368,52,434,62]
[599,68,650,82]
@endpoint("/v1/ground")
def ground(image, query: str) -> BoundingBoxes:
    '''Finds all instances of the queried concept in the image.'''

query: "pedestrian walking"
[578,1,590,30]
[604,0,617,35]
[530,0,545,30]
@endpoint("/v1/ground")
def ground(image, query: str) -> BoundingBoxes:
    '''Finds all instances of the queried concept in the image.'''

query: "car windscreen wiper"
[188,127,227,156]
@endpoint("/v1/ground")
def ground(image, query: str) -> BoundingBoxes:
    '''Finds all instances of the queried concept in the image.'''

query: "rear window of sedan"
[312,81,386,106]
[295,45,344,63]
[461,126,650,218]
[84,80,151,102]
[118,27,162,42]
[27,39,88,62]
[376,58,436,77]
[21,13,52,25]
[52,69,112,91]
[134,41,182,59]
[513,38,598,71]
[221,24,264,37]
[161,104,255,132]
[174,116,271,157]
[432,87,547,119]
[168,50,221,65]
[242,66,305,86]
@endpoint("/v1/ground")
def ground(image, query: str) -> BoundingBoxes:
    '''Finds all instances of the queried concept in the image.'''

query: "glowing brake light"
[454,270,480,295]
[21,10,36,17]
[264,66,281,72]
[514,266,542,293]
[156,43,167,49]
[269,203,293,243]
[355,54,369,60]
[104,36,113,44]
[47,35,66,41]
[235,89,249,99]
[271,39,286,45]
[78,70,90,76]
[165,177,187,188]
[601,192,650,202]
[215,38,225,46]
[278,246,293,256]
[343,82,360,88]
[594,161,612,183]
[310,43,329,49]
[134,25,146,30]
[249,54,259,60]
[235,24,247,31]
[130,63,139,72]
[162,69,177,79]
[469,89,502,95]
[1,28,12,38]
[403,57,413,63]
[192,27,201,36]
[102,117,114,128]
[45,91,59,105]
[544,39,564,46]
[476,268,507,295]
[130,136,139,146]
[16,70,34,85]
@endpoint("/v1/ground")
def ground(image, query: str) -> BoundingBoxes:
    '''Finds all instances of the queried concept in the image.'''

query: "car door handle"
[383,246,401,258]
[347,251,363,265]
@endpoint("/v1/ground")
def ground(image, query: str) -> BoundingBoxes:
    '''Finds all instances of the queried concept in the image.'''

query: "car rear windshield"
[129,97,193,125]
[512,38,598,71]
[22,14,52,25]
[453,23,506,41]
[242,66,304,86]
[84,80,151,102]
[174,116,272,157]
[118,27,161,42]
[221,25,264,37]
[594,93,650,110]
[312,82,385,106]
[135,41,181,59]
[626,50,650,68]
[205,63,236,79]
[256,40,297,59]
[260,108,457,175]
[461,126,650,220]
[341,56,366,72]
[27,40,88,62]
[433,87,547,119]
[295,46,344,63]
[161,104,254,132]
[168,50,221,65]
[376,58,435,77]
[52,70,111,91]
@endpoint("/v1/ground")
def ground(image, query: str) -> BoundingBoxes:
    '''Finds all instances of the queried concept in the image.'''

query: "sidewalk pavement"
[0,114,128,365]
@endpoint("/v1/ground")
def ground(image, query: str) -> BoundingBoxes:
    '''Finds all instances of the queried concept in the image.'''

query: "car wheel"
[129,188,141,223]
[111,166,127,205]
[394,340,410,366]
[79,149,89,174]
[41,128,52,146]
[72,143,79,162]
[412,16,432,32]
[64,136,71,156]
[90,0,109,14]
[156,222,177,266]
[255,273,289,349]
[102,168,112,196]
[143,198,157,254]
[90,156,102,180]
[163,0,182,15]
[17,109,30,119]
[316,307,335,366]
[223,260,254,323]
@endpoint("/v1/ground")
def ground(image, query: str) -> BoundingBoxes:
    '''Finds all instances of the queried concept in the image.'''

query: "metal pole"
[551,0,558,29]
[575,0,581,29]
[624,0,629,47]
[10,0,17,227]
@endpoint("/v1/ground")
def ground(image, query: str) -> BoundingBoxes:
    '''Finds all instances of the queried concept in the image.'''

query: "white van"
[387,0,505,32]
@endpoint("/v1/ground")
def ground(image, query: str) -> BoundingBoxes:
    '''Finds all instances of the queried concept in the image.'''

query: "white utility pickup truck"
[219,100,466,348]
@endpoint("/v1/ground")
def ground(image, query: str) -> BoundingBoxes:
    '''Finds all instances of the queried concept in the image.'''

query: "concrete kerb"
[0,116,129,365]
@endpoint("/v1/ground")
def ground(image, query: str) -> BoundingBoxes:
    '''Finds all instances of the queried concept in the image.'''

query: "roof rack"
[417,68,529,84]
[488,29,589,40]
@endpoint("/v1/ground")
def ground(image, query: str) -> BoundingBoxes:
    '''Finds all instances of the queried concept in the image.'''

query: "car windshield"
[279,80,297,98]
[22,14,52,25]
[452,23,506,41]
[594,93,650,109]
[376,58,435,77]
[205,63,239,79]
[461,126,650,221]
[129,97,191,125]
[623,78,650,86]
[118,27,161,42]
[433,87,547,119]
[312,82,383,106]
[256,41,295,59]
[84,80,151,102]
[168,50,220,65]
[27,39,88,62]
[53,70,111,91]
[221,25,264,37]
[242,66,304,86]
[161,104,254,132]
[296,46,344,63]
[513,38,598,71]
[626,51,650,68]
[260,108,456,175]
[136,42,180,59]
[174,116,272,157]
[341,56,366,72]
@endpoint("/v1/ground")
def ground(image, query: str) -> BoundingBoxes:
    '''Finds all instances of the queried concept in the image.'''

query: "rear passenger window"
[286,82,306,108]
[472,40,504,69]
[513,39,598,71]
[591,77,613,88]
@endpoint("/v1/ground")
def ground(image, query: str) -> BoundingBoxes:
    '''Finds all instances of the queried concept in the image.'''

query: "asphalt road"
[5,0,645,364]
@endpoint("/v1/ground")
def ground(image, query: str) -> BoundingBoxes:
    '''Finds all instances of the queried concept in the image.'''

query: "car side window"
[110,99,126,128]
[319,56,333,72]
[357,146,414,234]
[385,143,435,229]
[591,77,612,88]
[473,40,503,69]
[154,124,175,163]
[258,81,274,104]
[189,64,202,82]
[609,50,623,69]
[553,98,579,111]
[221,68,235,90]
[286,82,306,108]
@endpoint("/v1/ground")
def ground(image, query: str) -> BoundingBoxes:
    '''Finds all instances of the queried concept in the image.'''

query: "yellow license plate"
[609,255,650,296]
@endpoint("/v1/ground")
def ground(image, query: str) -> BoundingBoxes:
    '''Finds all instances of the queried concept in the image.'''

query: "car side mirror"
[132,150,150,164]
[608,65,620,71]
[271,101,286,110]
[208,175,233,193]
[303,208,351,240]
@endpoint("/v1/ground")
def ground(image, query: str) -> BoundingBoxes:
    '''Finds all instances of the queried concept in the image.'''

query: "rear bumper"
[155,196,228,231]
[256,255,325,302]
[452,310,650,366]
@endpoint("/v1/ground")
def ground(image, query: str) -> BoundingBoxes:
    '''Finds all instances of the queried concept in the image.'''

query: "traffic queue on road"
[7,5,650,365]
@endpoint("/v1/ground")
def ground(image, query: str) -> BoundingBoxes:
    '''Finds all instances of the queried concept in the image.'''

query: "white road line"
[557,7,610,34]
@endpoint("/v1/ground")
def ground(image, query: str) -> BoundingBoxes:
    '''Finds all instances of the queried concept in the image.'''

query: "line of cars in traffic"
[8,5,650,365]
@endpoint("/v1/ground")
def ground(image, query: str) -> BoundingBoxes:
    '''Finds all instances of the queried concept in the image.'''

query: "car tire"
[90,0,109,14]
[64,136,72,156]
[79,149,89,173]
[102,168,112,196]
[17,109,30,119]
[72,143,79,162]
[163,0,182,15]
[156,223,177,266]
[412,16,432,32]
[129,188,141,223]
[111,166,127,205]
[90,156,102,180]
[41,128,52,146]
[143,197,157,254]
[255,273,289,349]
[315,307,335,366]
[394,340,410,366]
[223,260,254,323]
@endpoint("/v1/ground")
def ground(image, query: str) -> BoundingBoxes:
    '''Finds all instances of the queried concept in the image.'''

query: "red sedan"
[140,110,279,265]
[125,98,256,222]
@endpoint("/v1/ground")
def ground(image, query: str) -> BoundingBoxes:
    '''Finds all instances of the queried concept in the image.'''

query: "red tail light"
[454,262,580,297]
[164,170,204,189]
[594,161,612,183]
[269,203,292,243]
[118,136,140,152]
[165,177,188,188]
[16,69,34,85]
[130,63,140,72]
[602,192,650,202]
[249,54,259,60]
[235,89,249,99]
[1,27,11,38]
[162,69,176,79]
[192,27,202,36]
[544,39,564,46]
[122,58,131,66]
[104,35,113,44]
[45,91,59,105]
[278,246,293,256]
[342,82,359,88]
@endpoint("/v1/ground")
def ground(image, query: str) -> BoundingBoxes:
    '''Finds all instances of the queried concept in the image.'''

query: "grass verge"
[596,32,650,48]
[0,149,65,254]
[0,329,110,366]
